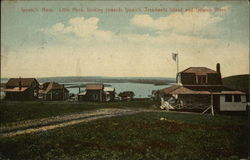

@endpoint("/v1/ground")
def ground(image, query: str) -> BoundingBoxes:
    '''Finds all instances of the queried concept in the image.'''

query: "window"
[196,75,207,84]
[234,95,241,102]
[225,95,232,102]
[33,90,37,96]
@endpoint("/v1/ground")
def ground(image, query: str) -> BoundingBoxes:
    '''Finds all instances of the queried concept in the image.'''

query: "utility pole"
[177,53,179,75]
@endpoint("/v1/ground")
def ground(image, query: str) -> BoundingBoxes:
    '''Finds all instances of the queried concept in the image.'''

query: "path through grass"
[0,112,247,160]
[0,100,160,125]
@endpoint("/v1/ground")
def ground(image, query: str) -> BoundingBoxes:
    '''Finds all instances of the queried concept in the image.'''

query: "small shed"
[104,87,115,102]
[78,91,87,101]
[118,91,135,101]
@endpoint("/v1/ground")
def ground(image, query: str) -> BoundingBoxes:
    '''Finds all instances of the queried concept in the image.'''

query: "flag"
[172,53,178,61]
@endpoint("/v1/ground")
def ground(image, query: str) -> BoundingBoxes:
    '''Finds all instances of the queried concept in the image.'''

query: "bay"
[64,82,172,98]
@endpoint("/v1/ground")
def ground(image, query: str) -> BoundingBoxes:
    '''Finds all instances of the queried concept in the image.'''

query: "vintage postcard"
[1,0,249,159]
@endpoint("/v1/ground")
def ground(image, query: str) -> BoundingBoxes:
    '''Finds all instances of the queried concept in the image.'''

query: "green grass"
[0,100,160,124]
[222,74,249,92]
[0,112,247,160]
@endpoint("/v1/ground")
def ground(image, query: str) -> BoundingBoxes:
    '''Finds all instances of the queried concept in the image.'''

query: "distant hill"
[1,76,175,85]
[222,74,249,93]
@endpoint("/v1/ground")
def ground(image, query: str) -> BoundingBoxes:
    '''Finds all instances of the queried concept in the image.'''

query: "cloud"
[17,12,246,78]
[40,17,113,40]
[131,11,223,33]
[41,14,223,46]
[120,32,221,50]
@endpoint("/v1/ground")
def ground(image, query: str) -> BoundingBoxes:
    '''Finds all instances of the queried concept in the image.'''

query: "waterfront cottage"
[39,82,69,101]
[4,78,39,100]
[160,64,246,112]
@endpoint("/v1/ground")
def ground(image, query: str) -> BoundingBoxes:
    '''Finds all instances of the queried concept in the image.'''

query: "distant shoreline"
[1,76,175,85]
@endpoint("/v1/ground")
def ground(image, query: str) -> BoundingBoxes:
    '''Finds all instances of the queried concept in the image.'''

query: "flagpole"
[177,53,179,75]
[172,52,179,84]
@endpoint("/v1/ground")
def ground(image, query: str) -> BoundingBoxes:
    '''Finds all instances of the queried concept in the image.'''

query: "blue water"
[0,78,172,98]
[65,82,171,98]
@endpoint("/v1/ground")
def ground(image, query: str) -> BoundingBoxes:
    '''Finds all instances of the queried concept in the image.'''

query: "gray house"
[85,84,104,102]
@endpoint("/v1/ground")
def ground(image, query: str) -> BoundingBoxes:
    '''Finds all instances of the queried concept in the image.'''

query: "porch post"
[211,93,214,116]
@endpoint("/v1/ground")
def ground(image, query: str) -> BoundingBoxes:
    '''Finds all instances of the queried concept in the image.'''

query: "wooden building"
[84,84,104,102]
[4,78,39,100]
[160,64,246,112]
[39,82,69,101]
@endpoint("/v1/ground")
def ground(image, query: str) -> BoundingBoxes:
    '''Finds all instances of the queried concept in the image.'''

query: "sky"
[1,1,249,78]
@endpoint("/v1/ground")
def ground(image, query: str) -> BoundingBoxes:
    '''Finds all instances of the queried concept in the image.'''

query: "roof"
[4,87,28,92]
[86,84,104,90]
[78,91,87,96]
[160,85,245,95]
[6,78,38,87]
[104,87,115,92]
[40,82,68,94]
[180,67,218,74]
[160,85,181,94]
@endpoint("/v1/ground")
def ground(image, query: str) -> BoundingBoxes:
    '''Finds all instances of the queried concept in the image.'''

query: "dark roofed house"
[160,63,246,112]
[177,66,222,85]
[39,82,69,101]
[85,84,104,102]
[4,78,39,100]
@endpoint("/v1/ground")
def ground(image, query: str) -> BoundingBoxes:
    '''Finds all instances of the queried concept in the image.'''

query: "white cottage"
[219,94,246,111]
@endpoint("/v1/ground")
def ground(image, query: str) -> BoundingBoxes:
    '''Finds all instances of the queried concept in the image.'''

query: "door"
[213,95,220,112]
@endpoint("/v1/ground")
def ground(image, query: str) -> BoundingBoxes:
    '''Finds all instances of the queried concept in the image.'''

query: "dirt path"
[0,108,151,138]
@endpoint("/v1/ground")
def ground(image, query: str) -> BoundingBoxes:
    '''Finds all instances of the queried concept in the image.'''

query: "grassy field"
[0,100,160,125]
[0,111,247,160]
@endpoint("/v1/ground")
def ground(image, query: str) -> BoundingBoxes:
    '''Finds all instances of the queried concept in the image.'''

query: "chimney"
[216,63,221,73]
[216,63,222,85]
[19,77,22,91]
